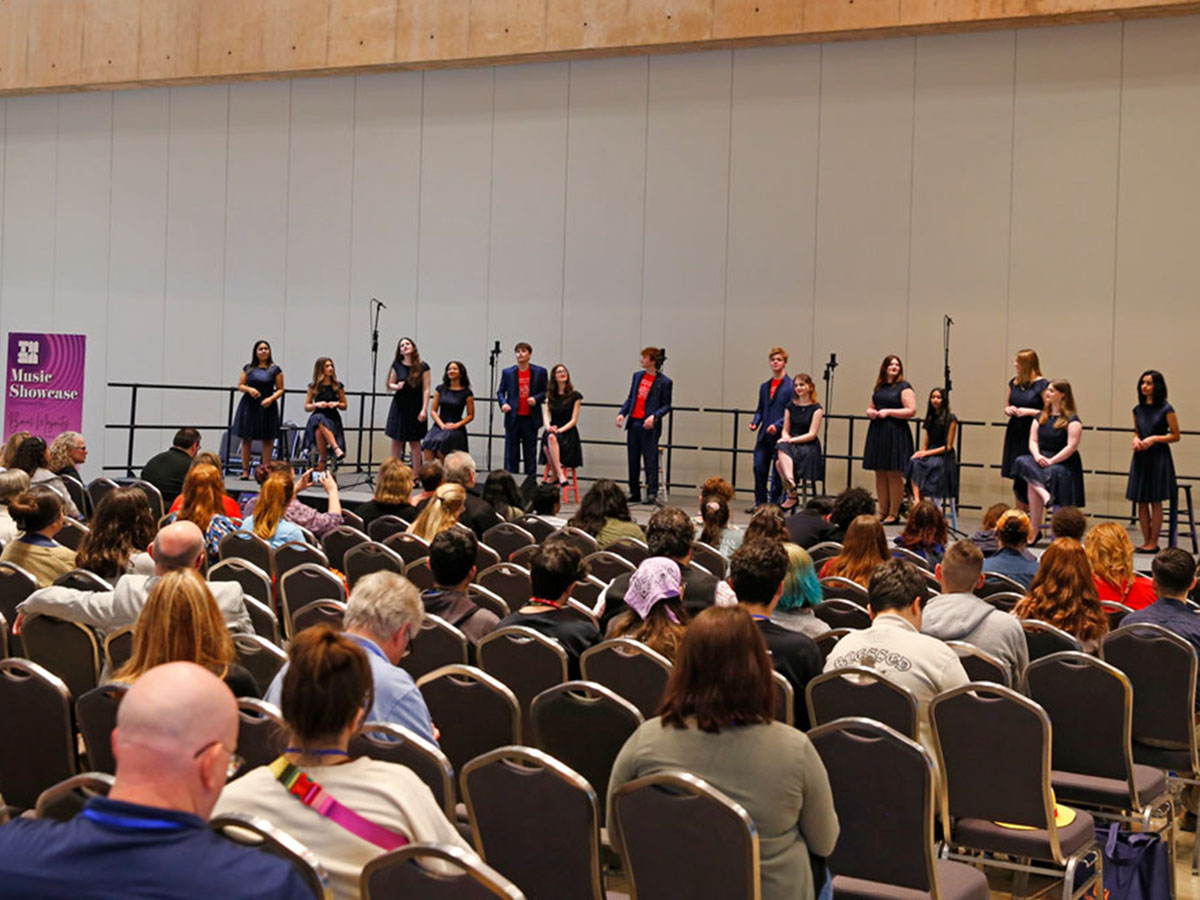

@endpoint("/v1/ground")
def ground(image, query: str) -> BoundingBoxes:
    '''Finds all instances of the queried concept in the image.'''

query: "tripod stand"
[486,340,502,471]
[362,298,385,488]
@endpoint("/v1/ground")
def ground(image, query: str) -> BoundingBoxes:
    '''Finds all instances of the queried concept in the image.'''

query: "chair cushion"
[1131,741,1195,773]
[951,808,1095,861]
[832,861,988,900]
[1050,767,1168,811]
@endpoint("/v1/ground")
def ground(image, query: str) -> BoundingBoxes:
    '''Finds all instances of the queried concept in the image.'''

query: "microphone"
[493,340,501,354]
[372,297,387,309]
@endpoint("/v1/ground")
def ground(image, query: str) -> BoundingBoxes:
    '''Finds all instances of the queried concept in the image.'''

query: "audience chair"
[218,531,275,576]
[340,509,366,532]
[233,633,287,696]
[54,520,90,553]
[60,475,89,520]
[569,576,608,618]
[805,666,919,739]
[690,542,728,579]
[400,614,470,682]
[982,590,1023,613]
[367,514,410,543]
[344,541,407,588]
[462,747,602,900]
[465,584,510,619]
[234,698,286,775]
[476,563,533,611]
[475,542,503,573]
[1101,601,1134,632]
[563,599,600,631]
[244,596,282,646]
[581,550,635,585]
[810,717,989,900]
[278,562,346,639]
[0,659,77,810]
[772,671,794,727]
[1021,619,1083,662]
[891,546,933,571]
[807,541,843,566]
[102,626,134,674]
[977,572,1027,597]
[477,627,568,745]
[33,772,114,822]
[0,561,38,656]
[530,681,642,823]
[580,638,672,719]
[76,682,129,775]
[929,683,1102,900]
[116,478,165,522]
[291,599,347,636]
[405,557,437,592]
[482,523,536,563]
[209,556,273,608]
[813,599,871,631]
[554,527,600,556]
[945,641,1011,687]
[514,516,556,543]
[351,721,457,820]
[53,567,112,591]
[819,576,869,607]
[0,611,7,661]
[611,771,760,900]
[415,665,520,774]
[814,628,851,663]
[508,544,539,569]
[321,525,370,572]
[85,477,119,513]
[212,812,333,900]
[362,842,524,900]
[383,532,432,567]
[605,538,650,567]
[273,540,329,577]
[20,614,100,698]
[297,525,319,547]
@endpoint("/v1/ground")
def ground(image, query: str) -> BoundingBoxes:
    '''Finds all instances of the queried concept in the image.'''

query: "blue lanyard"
[81,808,188,832]
[749,614,771,622]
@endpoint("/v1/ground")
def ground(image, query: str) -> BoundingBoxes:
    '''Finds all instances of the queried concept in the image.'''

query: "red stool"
[543,464,579,504]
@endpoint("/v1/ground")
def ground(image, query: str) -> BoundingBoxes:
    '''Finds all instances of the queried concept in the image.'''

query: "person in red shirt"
[749,347,794,511]
[1085,521,1158,611]
[497,342,548,478]
[616,347,673,506]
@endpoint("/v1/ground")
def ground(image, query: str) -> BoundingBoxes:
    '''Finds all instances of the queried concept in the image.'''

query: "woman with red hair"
[1013,538,1107,653]
[169,463,238,564]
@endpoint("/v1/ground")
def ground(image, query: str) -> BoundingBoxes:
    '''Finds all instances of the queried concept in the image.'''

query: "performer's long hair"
[1039,379,1077,430]
[394,337,425,389]
[873,355,903,391]
[1014,348,1042,388]
[309,357,342,391]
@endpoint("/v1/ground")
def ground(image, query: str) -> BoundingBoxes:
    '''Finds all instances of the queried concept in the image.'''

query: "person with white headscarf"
[606,557,690,661]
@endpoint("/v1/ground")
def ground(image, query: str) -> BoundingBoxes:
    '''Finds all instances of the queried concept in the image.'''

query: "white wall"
[2,17,1199,516]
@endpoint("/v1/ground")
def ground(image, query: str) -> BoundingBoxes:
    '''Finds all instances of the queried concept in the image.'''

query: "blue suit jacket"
[497,364,548,429]
[751,376,794,443]
[619,370,673,435]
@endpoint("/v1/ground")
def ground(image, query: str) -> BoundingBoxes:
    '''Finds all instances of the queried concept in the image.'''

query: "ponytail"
[699,496,729,547]
[281,625,373,744]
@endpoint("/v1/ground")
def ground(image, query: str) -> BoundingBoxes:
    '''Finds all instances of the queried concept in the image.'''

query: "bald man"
[16,521,252,639]
[0,663,310,898]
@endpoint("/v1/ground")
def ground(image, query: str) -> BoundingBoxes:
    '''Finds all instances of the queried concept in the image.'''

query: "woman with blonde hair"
[1001,349,1050,508]
[981,509,1039,589]
[406,482,466,542]
[240,470,305,549]
[170,464,238,564]
[114,568,258,696]
[1013,538,1107,653]
[355,457,417,529]
[0,469,30,544]
[1085,522,1156,611]
[0,431,29,470]
[818,515,889,587]
[303,356,348,472]
[47,431,87,483]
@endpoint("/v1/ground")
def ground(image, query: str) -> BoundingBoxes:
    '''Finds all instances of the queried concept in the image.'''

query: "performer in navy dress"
[748,347,794,509]
[775,373,824,510]
[496,342,548,478]
[232,339,284,479]
[1001,348,1049,509]
[1126,369,1180,552]
[542,364,583,484]
[421,361,475,460]
[1010,380,1084,535]
[385,336,431,464]
[302,357,347,472]
[862,355,916,525]
[906,387,958,504]
[616,347,673,506]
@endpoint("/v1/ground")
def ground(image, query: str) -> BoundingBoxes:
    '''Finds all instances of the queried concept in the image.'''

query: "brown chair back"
[321,525,369,571]
[351,721,456,819]
[361,843,523,900]
[383,531,432,566]
[367,515,410,543]
[344,541,407,589]
[581,550,635,585]
[218,531,274,576]
[813,599,871,630]
[209,557,273,609]
[400,614,469,681]
[415,665,520,774]
[0,659,76,809]
[21,615,100,698]
[477,627,568,744]
[76,682,129,775]
[233,698,286,775]
[580,638,672,718]
[805,666,918,739]
[482,523,536,562]
[477,563,533,611]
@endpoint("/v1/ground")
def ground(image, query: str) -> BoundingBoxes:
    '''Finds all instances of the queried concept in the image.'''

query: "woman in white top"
[215,625,469,899]
[0,469,30,545]
[9,436,82,519]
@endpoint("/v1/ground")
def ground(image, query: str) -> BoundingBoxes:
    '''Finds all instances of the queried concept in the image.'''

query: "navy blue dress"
[302,383,345,453]
[778,402,825,482]
[1001,377,1049,478]
[541,391,584,468]
[1126,403,1176,503]
[906,414,958,500]
[1011,414,1085,507]
[385,360,430,442]
[232,364,282,441]
[863,381,914,471]
[421,386,472,455]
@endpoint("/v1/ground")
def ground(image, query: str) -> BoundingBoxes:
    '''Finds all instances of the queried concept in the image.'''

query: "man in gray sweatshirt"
[922,540,1028,679]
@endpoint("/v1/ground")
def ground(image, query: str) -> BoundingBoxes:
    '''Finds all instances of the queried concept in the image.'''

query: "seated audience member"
[600,507,719,628]
[406,482,467,542]
[980,509,1040,589]
[771,543,828,638]
[18,521,252,638]
[0,469,30,544]
[114,569,258,697]
[47,430,88,484]
[168,451,242,518]
[893,500,947,567]
[922,541,1028,677]
[217,626,467,899]
[826,487,877,543]
[482,469,525,522]
[743,504,789,546]
[698,493,743,558]
[1050,506,1088,542]
[167,465,237,567]
[825,559,969,755]
[421,529,500,644]
[354,458,418,528]
[284,468,344,539]
[496,538,600,678]
[1013,538,1107,653]
[0,663,312,899]
[607,558,690,661]
[412,460,444,507]
[10,436,83,519]
[1085,522,1156,611]
[529,483,568,527]
[266,571,435,743]
[785,496,837,550]
[732,539,821,729]
[1124,548,1200,702]
[608,606,839,900]
[0,487,77,586]
[569,478,645,548]
[969,503,1010,556]
[238,461,290,519]
[140,427,201,508]
[0,430,30,469]
[240,470,306,549]
[414,452,499,539]
[76,486,157,579]
[698,475,735,507]
[819,515,889,587]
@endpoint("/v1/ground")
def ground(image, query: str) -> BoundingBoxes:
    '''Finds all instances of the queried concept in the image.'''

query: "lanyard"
[81,808,188,832]
[269,757,408,851]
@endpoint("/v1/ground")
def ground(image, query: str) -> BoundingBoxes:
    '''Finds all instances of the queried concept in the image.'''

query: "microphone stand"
[486,340,502,471]
[822,353,837,495]
[364,298,384,488]
[943,314,965,537]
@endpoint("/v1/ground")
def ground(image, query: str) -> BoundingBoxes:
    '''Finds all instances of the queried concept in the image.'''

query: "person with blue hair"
[770,543,828,639]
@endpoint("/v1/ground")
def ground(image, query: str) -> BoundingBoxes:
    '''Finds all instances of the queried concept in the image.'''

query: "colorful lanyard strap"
[268,756,409,851]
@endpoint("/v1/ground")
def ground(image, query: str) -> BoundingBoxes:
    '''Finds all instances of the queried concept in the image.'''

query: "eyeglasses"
[193,740,245,780]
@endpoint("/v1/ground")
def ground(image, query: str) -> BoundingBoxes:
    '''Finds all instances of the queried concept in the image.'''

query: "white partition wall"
[3,17,1200,516]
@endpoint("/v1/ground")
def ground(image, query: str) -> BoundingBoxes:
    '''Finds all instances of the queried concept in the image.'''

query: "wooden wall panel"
[263,0,331,72]
[545,0,630,49]
[470,0,549,56]
[136,0,201,82]
[714,0,804,39]
[628,0,715,45]
[26,0,84,88]
[396,0,471,63]
[81,0,141,85]
[328,0,399,66]
[804,0,902,33]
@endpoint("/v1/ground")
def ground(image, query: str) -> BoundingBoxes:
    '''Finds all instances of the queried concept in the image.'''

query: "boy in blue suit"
[497,342,548,477]
[749,347,793,508]
[616,347,673,506]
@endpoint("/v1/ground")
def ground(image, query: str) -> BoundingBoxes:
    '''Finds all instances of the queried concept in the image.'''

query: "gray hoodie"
[920,591,1028,679]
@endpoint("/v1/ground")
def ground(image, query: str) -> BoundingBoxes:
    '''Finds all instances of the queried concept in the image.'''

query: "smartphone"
[312,471,326,484]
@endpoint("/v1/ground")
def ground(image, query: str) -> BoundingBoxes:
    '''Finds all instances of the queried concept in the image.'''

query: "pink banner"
[5,332,87,441]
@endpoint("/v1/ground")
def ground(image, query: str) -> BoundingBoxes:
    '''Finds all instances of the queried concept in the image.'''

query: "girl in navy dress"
[775,373,824,510]
[862,355,916,525]
[303,357,347,472]
[542,364,583,485]
[1001,349,1049,509]
[385,336,432,464]
[906,387,958,504]
[421,361,475,461]
[232,340,284,479]
[1010,380,1084,535]
[1127,370,1180,552]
